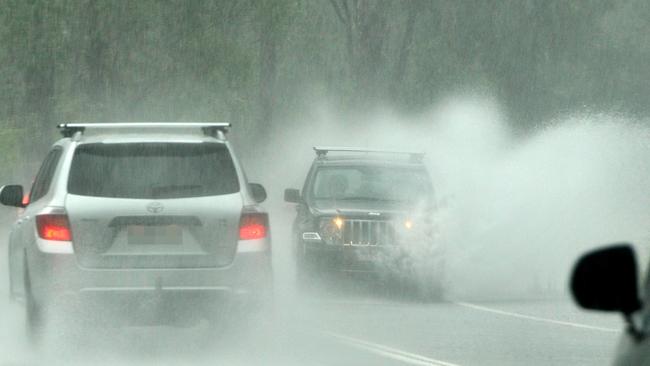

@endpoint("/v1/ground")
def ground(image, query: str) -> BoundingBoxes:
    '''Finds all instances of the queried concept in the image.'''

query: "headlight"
[397,216,434,240]
[333,216,344,230]
[319,217,344,244]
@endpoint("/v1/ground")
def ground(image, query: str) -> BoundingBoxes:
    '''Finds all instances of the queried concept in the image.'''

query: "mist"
[248,96,650,302]
[2,1,649,364]
[0,97,645,366]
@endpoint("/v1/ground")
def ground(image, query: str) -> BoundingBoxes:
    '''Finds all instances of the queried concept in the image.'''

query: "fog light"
[302,232,322,242]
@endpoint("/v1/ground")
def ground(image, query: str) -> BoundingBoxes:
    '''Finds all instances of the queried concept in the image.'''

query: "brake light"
[36,214,72,241]
[22,194,30,206]
[239,212,268,240]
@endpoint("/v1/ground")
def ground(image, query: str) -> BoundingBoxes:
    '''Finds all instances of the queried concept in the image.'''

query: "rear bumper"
[27,239,272,308]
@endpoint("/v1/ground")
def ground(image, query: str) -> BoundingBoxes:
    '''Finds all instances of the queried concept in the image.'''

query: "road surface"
[0,211,622,366]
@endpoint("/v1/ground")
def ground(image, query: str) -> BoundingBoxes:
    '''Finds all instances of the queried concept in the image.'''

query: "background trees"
[0,0,648,177]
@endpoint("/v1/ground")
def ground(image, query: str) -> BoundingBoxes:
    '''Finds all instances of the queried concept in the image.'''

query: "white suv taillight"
[36,213,72,241]
[239,212,268,240]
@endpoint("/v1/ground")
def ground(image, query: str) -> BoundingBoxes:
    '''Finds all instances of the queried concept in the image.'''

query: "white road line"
[324,331,461,366]
[454,301,620,333]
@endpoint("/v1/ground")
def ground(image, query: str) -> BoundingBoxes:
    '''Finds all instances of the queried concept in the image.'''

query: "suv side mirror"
[284,188,301,203]
[0,185,25,208]
[571,244,641,315]
[249,183,267,203]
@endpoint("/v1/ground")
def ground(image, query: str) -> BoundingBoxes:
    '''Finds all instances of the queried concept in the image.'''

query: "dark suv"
[284,147,443,299]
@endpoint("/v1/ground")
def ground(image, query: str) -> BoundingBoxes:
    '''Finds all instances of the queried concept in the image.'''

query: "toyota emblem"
[146,201,164,214]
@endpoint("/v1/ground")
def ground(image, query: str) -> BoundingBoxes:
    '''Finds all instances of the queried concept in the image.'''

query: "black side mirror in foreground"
[284,188,301,203]
[0,185,25,207]
[571,244,644,339]
[248,183,267,203]
[571,244,641,315]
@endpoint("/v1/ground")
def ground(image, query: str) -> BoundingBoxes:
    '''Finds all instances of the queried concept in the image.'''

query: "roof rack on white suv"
[56,122,231,139]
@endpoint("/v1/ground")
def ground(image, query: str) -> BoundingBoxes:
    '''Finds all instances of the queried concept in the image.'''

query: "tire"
[414,278,445,303]
[23,260,85,348]
[409,265,445,303]
[24,268,45,345]
[295,251,311,292]
[205,289,273,339]
[409,248,446,303]
[296,249,320,294]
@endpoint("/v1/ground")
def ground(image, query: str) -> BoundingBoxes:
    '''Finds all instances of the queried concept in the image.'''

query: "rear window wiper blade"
[150,184,203,197]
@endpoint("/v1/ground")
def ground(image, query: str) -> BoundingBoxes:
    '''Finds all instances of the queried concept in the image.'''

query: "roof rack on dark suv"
[313,146,424,162]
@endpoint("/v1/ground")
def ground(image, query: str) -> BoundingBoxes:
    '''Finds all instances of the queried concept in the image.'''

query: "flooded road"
[0,211,621,366]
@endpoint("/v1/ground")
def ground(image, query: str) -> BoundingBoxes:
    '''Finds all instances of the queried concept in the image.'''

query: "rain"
[1,2,650,365]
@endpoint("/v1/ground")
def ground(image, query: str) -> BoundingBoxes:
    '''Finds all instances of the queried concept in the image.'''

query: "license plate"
[354,248,378,262]
[127,225,182,245]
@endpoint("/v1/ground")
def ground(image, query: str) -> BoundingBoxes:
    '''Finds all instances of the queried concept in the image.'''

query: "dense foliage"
[0,0,648,175]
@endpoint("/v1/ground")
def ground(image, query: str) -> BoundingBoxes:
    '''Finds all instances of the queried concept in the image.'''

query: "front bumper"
[301,240,408,272]
[299,229,441,275]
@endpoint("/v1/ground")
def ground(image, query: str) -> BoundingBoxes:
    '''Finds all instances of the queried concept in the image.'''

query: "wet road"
[0,289,622,365]
[0,267,622,364]
[0,213,622,366]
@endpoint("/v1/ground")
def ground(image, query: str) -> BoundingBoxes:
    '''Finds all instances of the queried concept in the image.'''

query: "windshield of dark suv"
[310,165,432,203]
[68,142,239,199]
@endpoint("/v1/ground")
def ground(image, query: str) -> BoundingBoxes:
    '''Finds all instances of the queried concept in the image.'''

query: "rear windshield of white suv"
[68,142,240,198]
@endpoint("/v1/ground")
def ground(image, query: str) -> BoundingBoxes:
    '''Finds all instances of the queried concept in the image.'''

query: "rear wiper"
[151,184,202,197]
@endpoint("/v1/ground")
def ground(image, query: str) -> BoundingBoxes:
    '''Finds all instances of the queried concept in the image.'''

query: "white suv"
[0,123,272,340]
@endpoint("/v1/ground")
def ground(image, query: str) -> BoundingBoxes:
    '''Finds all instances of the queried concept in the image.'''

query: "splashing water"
[254,97,650,301]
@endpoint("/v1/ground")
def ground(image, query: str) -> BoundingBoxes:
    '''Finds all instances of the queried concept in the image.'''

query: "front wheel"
[295,250,313,292]
[296,247,328,294]
[397,259,445,303]
[414,277,445,302]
